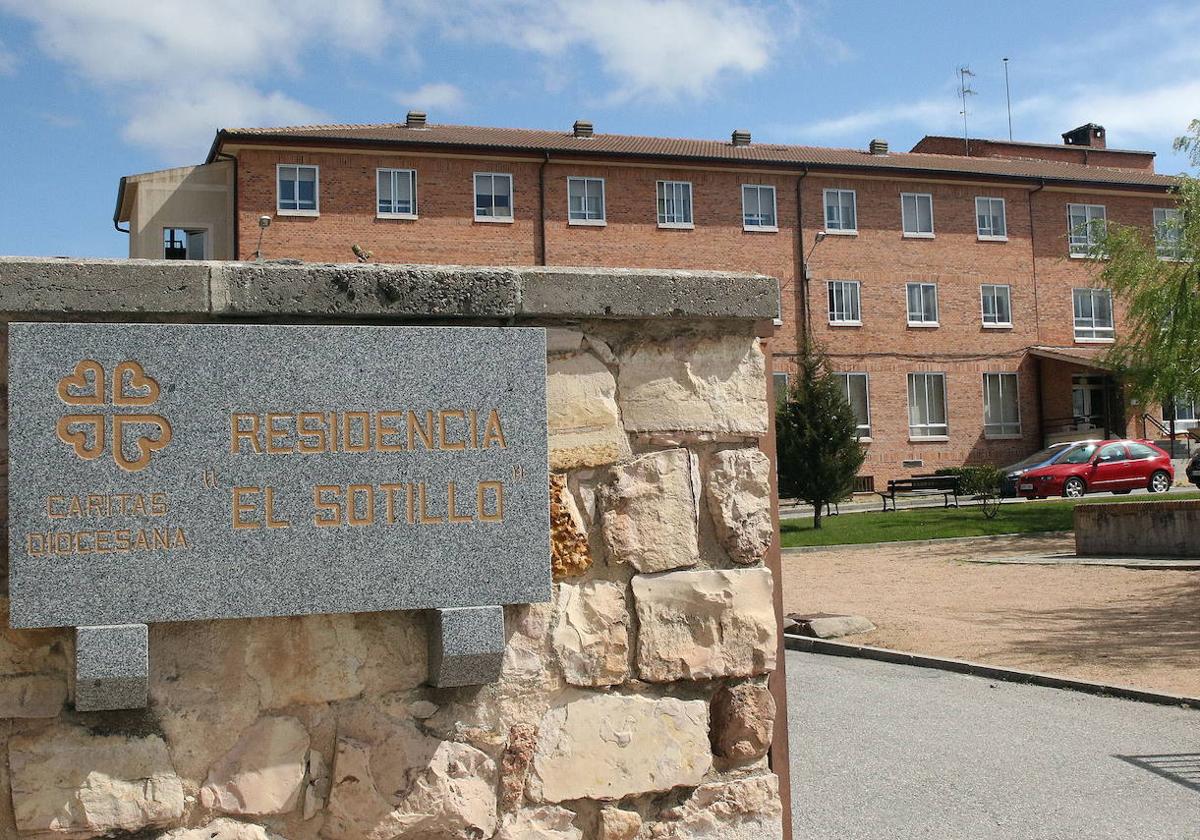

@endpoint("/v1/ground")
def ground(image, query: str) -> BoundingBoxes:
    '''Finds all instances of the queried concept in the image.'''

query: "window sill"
[982,322,1013,329]
[743,225,779,233]
[822,228,858,236]
[985,432,1024,440]
[1069,252,1108,260]
[569,218,607,227]
[377,212,418,221]
[1075,337,1115,344]
[474,215,514,224]
[902,232,935,239]
[277,209,319,217]
[657,222,695,230]
[977,235,1009,242]
[829,320,862,327]
[909,435,949,443]
[773,318,783,327]
[907,321,940,328]
[857,436,874,444]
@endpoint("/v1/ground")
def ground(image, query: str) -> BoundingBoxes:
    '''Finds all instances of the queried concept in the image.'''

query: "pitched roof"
[209,122,1180,191]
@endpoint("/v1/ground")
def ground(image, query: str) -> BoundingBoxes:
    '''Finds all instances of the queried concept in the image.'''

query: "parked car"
[1016,439,1174,499]
[1187,449,1200,489]
[1000,442,1077,497]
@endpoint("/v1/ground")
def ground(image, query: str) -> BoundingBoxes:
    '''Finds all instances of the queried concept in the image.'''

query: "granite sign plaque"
[7,322,551,632]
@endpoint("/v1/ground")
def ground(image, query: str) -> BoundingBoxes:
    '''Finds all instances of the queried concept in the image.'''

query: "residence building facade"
[114,116,1184,486]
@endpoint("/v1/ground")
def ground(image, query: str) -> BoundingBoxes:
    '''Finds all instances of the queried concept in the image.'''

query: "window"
[742,185,777,230]
[1068,203,1106,256]
[162,227,207,260]
[906,282,938,326]
[827,280,861,325]
[1154,207,1183,259]
[568,177,605,224]
[975,197,1007,239]
[824,189,857,233]
[983,372,1021,437]
[834,372,871,437]
[901,192,934,237]
[980,284,1012,327]
[657,181,693,227]
[1097,442,1127,462]
[277,164,318,215]
[474,173,513,221]
[1128,442,1159,459]
[773,372,790,404]
[378,168,417,217]
[1164,397,1198,429]
[1073,288,1114,341]
[908,373,948,438]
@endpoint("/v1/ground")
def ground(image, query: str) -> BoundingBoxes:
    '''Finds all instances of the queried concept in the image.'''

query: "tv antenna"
[1003,57,1013,140]
[957,65,976,154]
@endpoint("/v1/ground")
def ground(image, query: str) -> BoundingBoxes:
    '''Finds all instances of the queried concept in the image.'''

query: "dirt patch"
[781,534,1200,697]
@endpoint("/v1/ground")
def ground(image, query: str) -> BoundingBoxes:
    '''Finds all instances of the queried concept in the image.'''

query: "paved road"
[787,651,1200,839]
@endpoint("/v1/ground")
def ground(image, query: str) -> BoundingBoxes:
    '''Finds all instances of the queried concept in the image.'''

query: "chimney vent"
[406,111,427,129]
[869,138,889,155]
[573,120,594,138]
[731,129,752,147]
[1062,123,1106,149]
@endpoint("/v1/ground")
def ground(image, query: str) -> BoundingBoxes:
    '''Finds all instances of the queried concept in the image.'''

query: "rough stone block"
[528,690,711,802]
[601,449,700,573]
[551,474,592,580]
[548,352,631,469]
[551,580,630,686]
[617,334,767,435]
[200,716,310,816]
[710,681,776,763]
[159,820,288,840]
[645,774,783,839]
[706,448,774,564]
[633,568,777,682]
[0,673,66,718]
[598,807,644,840]
[75,623,149,711]
[496,805,583,839]
[428,605,505,687]
[0,256,209,314]
[790,613,876,639]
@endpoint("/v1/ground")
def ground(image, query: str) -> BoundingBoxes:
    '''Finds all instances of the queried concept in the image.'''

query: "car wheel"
[1062,477,1086,499]
[1149,471,1171,493]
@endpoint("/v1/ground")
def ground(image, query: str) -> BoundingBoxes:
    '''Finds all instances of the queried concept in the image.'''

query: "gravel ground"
[789,650,1200,840]
[781,533,1200,697]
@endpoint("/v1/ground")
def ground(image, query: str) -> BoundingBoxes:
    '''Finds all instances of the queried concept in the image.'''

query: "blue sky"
[1,0,1197,258]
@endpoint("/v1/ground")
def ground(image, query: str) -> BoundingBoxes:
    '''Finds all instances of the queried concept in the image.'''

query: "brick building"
[114,116,1184,485]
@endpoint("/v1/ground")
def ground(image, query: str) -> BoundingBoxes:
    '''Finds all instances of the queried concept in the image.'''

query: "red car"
[1017,439,1174,499]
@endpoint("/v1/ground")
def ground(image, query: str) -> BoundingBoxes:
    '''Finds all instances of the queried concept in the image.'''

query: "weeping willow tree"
[1094,120,1200,436]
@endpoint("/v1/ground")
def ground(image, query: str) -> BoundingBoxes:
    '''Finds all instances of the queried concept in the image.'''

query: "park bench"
[876,475,960,512]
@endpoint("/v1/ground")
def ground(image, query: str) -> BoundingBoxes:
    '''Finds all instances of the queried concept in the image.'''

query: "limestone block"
[598,807,643,839]
[201,716,310,816]
[0,673,66,718]
[0,599,67,718]
[528,690,711,802]
[244,614,367,709]
[642,775,783,839]
[323,710,497,840]
[495,805,583,839]
[159,819,288,840]
[600,449,700,573]
[546,328,585,355]
[548,352,632,469]
[617,334,767,435]
[8,725,184,835]
[499,723,539,813]
[551,473,592,580]
[706,448,774,564]
[551,581,630,686]
[632,568,777,682]
[710,682,776,763]
[303,749,330,821]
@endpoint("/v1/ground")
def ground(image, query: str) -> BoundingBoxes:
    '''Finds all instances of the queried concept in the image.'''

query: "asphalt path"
[787,651,1200,839]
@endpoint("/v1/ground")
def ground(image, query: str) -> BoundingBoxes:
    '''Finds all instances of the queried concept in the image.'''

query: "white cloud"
[795,97,955,141]
[0,37,16,75]
[394,82,465,113]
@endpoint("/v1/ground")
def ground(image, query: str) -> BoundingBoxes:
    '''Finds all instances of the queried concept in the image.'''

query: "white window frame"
[823,188,858,234]
[834,372,872,438]
[907,372,948,440]
[473,172,514,223]
[1073,287,1115,342]
[983,372,1022,438]
[975,196,1007,241]
[1165,397,1199,430]
[773,371,790,403]
[276,163,319,216]
[742,184,778,232]
[656,180,694,229]
[827,280,862,326]
[901,192,934,238]
[377,168,418,219]
[906,282,939,327]
[980,284,1013,328]
[568,177,606,225]
[1068,203,1107,257]
[1154,207,1183,260]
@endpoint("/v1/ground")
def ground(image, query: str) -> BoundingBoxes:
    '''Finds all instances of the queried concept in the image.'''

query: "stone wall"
[1075,499,1200,558]
[0,258,788,840]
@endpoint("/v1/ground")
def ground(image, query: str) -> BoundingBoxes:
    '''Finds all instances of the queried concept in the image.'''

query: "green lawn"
[780,490,1200,548]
